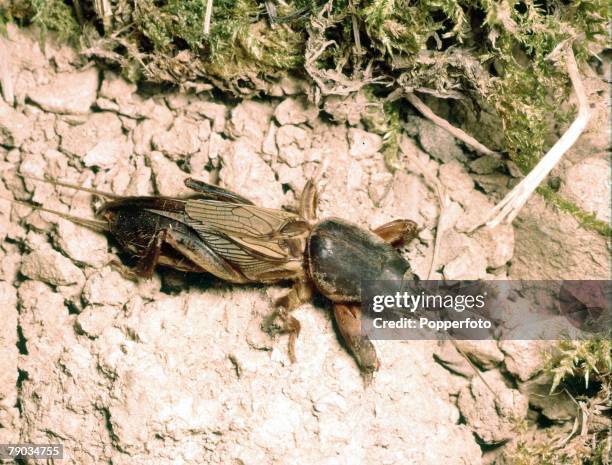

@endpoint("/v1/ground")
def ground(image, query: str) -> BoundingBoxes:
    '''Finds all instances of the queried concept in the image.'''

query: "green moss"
[538,185,612,237]
[29,0,79,44]
[381,100,402,172]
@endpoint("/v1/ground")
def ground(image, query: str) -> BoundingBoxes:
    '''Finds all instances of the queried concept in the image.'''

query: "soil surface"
[0,25,609,465]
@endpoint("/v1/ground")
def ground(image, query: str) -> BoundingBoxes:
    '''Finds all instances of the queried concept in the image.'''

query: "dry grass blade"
[204,0,214,35]
[474,45,591,230]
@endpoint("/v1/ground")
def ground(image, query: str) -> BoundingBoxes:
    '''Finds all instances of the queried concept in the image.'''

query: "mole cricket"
[10,174,419,382]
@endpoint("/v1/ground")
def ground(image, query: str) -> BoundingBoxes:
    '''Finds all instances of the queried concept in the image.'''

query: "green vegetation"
[547,337,611,395]
[538,186,612,238]
[0,1,608,231]
[504,338,611,465]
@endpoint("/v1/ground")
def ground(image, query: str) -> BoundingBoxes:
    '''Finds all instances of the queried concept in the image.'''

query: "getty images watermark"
[361,280,611,340]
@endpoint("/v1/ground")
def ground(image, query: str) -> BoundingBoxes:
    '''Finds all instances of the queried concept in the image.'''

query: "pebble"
[348,128,383,159]
[0,101,32,147]
[27,68,99,114]
[152,116,205,160]
[274,97,318,126]
[20,245,84,286]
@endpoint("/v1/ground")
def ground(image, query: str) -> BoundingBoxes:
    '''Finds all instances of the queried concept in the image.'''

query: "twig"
[404,92,500,158]
[204,0,214,35]
[473,45,591,230]
[0,37,15,105]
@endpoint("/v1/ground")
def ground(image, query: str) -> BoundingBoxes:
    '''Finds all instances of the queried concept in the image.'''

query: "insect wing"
[184,200,308,271]
[184,200,308,240]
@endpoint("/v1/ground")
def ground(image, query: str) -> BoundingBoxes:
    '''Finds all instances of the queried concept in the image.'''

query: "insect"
[11,174,418,382]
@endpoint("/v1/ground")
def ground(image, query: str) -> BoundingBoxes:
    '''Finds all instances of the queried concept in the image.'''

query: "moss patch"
[538,185,612,238]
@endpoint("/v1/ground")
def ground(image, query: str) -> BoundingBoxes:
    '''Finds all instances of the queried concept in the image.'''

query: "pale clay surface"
[0,25,609,465]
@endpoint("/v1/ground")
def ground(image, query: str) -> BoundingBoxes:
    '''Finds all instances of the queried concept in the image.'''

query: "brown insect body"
[15,175,418,382]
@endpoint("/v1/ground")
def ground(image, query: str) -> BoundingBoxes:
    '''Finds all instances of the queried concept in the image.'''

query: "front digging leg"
[372,219,419,247]
[333,304,380,384]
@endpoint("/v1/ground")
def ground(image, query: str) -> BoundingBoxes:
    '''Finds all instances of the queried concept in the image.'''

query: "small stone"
[55,218,109,269]
[368,172,393,205]
[473,224,514,269]
[472,173,510,194]
[125,161,153,196]
[439,160,474,198]
[0,101,31,147]
[274,97,318,126]
[83,268,135,306]
[76,305,118,338]
[323,93,367,126]
[187,100,228,132]
[443,248,488,280]
[227,100,274,150]
[560,157,611,223]
[132,119,165,156]
[519,372,577,421]
[469,156,504,174]
[165,93,191,110]
[457,370,529,444]
[279,76,308,95]
[21,245,84,286]
[152,116,201,160]
[188,149,209,177]
[346,160,364,191]
[276,125,310,167]
[27,68,99,114]
[433,341,473,378]
[417,118,465,163]
[147,151,191,197]
[499,340,550,381]
[453,340,505,369]
[348,128,383,159]
[438,230,488,280]
[57,112,123,158]
[219,139,284,208]
[262,122,278,157]
[143,99,174,126]
[83,136,131,169]
[99,71,137,101]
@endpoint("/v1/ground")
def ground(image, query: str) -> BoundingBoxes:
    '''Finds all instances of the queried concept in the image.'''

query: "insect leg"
[372,219,419,248]
[134,230,167,278]
[109,229,168,280]
[183,178,254,204]
[264,279,313,363]
[163,228,251,284]
[333,304,380,384]
[298,179,318,222]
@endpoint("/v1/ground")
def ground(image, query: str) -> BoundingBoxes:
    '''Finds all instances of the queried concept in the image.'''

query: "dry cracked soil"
[0,25,609,465]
